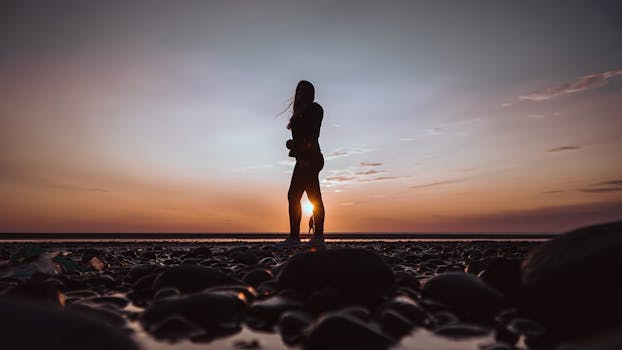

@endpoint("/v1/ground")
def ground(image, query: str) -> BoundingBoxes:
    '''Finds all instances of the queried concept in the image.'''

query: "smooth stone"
[478,258,522,300]
[506,318,546,339]
[153,265,242,293]
[154,287,181,300]
[379,309,414,338]
[66,302,126,326]
[186,246,212,259]
[88,295,129,308]
[243,268,274,288]
[382,295,429,325]
[151,315,205,341]
[233,251,259,265]
[0,298,138,350]
[278,248,395,305]
[247,295,305,329]
[141,291,246,332]
[422,272,504,319]
[305,311,394,350]
[277,310,313,344]
[307,285,350,313]
[521,220,622,339]
[434,323,491,339]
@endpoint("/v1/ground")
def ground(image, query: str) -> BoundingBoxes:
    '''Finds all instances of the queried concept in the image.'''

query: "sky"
[1,0,621,233]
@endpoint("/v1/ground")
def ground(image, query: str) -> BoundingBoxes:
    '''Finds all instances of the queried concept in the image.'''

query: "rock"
[305,311,394,350]
[521,221,622,338]
[141,291,246,332]
[434,323,491,339]
[0,298,138,350]
[233,251,259,265]
[151,315,204,341]
[278,310,313,344]
[186,246,212,259]
[247,295,304,329]
[308,285,349,313]
[379,309,414,338]
[277,248,394,305]
[422,272,504,319]
[478,258,522,300]
[382,295,429,326]
[153,265,242,294]
[243,268,274,288]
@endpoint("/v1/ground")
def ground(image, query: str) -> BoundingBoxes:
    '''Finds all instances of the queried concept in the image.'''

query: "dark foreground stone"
[521,220,622,339]
[421,272,504,320]
[0,297,138,350]
[277,248,395,305]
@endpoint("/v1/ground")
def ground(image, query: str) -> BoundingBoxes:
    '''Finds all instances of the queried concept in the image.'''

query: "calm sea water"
[0,232,555,243]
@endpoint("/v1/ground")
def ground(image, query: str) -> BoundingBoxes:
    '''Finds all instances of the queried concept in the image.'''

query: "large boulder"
[421,272,505,320]
[277,248,395,305]
[521,220,622,339]
[0,297,138,350]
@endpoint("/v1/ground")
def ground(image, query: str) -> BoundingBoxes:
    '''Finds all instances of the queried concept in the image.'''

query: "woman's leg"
[306,159,325,235]
[288,162,305,237]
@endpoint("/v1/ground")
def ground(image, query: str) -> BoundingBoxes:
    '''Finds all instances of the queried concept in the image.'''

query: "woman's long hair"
[287,80,315,129]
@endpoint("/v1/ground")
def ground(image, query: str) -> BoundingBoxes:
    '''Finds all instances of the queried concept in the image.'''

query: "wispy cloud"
[542,190,566,194]
[322,161,402,187]
[399,137,416,142]
[410,179,465,190]
[325,147,373,160]
[580,187,622,193]
[358,176,400,182]
[579,179,622,193]
[591,180,622,186]
[520,69,622,101]
[547,146,580,153]
[359,162,383,167]
[354,169,384,175]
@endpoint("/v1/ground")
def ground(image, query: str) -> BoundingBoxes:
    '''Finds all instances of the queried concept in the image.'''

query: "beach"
[0,239,541,349]
[2,221,621,350]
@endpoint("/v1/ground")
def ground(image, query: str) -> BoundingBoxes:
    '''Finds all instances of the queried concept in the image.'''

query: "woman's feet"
[274,236,301,249]
[305,234,325,249]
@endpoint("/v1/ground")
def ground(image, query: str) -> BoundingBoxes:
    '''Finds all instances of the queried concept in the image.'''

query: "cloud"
[519,69,622,101]
[399,137,416,142]
[359,162,383,167]
[542,190,566,194]
[410,179,465,189]
[325,147,373,160]
[501,102,512,108]
[591,180,622,186]
[322,161,401,187]
[547,146,580,153]
[358,176,400,182]
[354,169,384,175]
[579,179,622,193]
[426,127,443,136]
[580,188,622,193]
[324,175,356,183]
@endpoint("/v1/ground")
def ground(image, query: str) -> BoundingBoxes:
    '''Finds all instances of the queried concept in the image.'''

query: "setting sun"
[303,200,314,215]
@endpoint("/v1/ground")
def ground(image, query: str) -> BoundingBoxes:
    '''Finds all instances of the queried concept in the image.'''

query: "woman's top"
[288,102,323,160]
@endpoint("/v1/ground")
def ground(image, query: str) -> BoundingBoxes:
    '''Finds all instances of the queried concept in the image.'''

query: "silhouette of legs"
[306,173,324,235]
[288,162,304,238]
[288,156,324,238]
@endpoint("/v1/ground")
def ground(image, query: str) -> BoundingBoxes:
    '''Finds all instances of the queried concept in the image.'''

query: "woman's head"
[294,80,314,112]
[288,80,314,129]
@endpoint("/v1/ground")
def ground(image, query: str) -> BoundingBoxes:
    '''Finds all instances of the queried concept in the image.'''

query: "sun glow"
[303,199,314,215]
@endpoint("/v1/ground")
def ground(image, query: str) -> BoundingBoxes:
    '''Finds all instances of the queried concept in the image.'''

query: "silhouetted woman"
[277,80,325,248]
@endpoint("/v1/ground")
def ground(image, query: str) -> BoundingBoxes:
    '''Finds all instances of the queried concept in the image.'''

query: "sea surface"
[0,232,555,243]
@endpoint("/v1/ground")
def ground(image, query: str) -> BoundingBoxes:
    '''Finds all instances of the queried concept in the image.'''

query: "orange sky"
[1,2,621,233]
